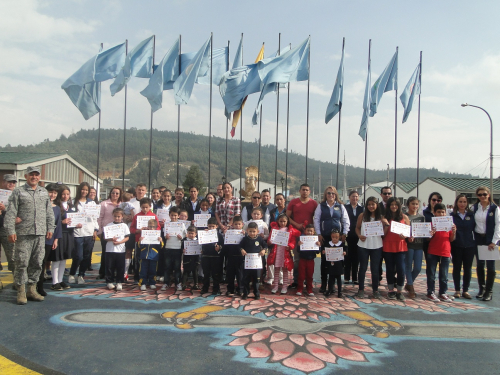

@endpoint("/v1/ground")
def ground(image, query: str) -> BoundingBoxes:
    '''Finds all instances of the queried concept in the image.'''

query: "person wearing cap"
[4,166,55,305]
[0,174,19,275]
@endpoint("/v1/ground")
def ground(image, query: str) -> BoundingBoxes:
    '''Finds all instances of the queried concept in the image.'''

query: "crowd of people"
[1,167,498,306]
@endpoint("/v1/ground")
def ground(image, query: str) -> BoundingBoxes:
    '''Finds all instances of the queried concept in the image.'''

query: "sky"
[1,0,500,179]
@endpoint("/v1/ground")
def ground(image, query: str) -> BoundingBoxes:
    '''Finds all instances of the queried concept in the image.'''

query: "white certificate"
[66,212,87,228]
[156,209,171,222]
[104,224,126,239]
[164,222,185,237]
[477,245,500,260]
[248,220,265,234]
[194,214,211,228]
[362,221,384,237]
[390,221,411,237]
[198,229,219,244]
[225,229,245,244]
[82,204,100,219]
[184,240,202,255]
[270,230,290,246]
[325,247,344,262]
[0,189,12,205]
[136,216,152,229]
[141,230,161,245]
[179,220,192,228]
[300,235,319,251]
[411,222,432,238]
[432,216,453,232]
[244,253,262,269]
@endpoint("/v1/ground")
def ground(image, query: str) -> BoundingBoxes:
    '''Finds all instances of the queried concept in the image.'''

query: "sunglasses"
[252,196,261,199]
[431,198,442,202]
[326,192,336,195]
[477,193,488,197]
[382,192,392,196]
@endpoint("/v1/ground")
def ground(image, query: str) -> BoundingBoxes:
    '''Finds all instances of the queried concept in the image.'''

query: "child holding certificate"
[296,224,321,297]
[224,216,245,296]
[240,222,268,300]
[193,199,214,230]
[200,218,224,295]
[323,229,347,298]
[244,207,270,284]
[182,225,201,290]
[162,207,187,291]
[405,197,425,299]
[267,214,300,294]
[138,219,163,291]
[104,208,130,291]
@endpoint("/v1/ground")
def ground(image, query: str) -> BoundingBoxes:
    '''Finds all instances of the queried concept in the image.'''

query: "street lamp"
[222,176,226,183]
[280,176,285,194]
[461,103,494,201]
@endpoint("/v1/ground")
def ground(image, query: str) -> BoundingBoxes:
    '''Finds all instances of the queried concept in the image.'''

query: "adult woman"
[269,193,287,225]
[241,191,262,222]
[68,182,98,284]
[344,190,364,285]
[471,186,499,301]
[205,192,217,213]
[215,182,241,232]
[382,198,410,301]
[97,187,123,279]
[355,196,383,299]
[450,194,475,299]
[313,186,349,293]
[422,192,442,255]
[89,187,99,203]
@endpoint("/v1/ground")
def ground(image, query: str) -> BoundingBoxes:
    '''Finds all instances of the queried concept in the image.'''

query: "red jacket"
[130,211,161,242]
[267,222,301,271]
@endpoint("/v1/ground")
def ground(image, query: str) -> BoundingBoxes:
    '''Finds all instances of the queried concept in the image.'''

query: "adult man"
[216,184,224,199]
[286,184,318,288]
[130,183,148,216]
[260,189,275,225]
[0,174,18,273]
[379,186,392,216]
[184,186,202,221]
[5,166,54,305]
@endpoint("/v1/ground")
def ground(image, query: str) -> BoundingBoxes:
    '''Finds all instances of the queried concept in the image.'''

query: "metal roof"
[428,177,500,191]
[0,152,64,164]
[397,182,417,193]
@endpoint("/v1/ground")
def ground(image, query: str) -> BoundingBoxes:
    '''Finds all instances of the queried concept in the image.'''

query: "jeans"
[164,249,182,285]
[70,236,94,277]
[451,245,475,292]
[426,253,450,295]
[384,252,406,290]
[405,248,423,285]
[357,247,382,291]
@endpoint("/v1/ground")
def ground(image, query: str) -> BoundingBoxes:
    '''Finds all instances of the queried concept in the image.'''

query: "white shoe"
[281,287,288,294]
[308,292,315,297]
[161,284,167,291]
[116,283,122,291]
[140,285,146,291]
[296,292,302,296]
[150,285,157,290]
[77,276,85,285]
[107,283,115,290]
[159,277,165,282]
[176,283,183,291]
[68,275,76,284]
[271,287,278,294]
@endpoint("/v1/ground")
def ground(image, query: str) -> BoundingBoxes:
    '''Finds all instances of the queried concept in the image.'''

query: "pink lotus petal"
[276,307,283,311]
[245,342,271,358]
[333,332,368,345]
[265,312,274,317]
[330,344,367,362]
[251,329,272,342]
[305,333,327,346]
[229,337,250,346]
[306,343,337,364]
[289,314,298,318]
[289,334,305,346]
[318,332,343,344]
[306,312,319,321]
[320,313,330,319]
[284,305,295,311]
[270,332,287,342]
[299,315,307,319]
[295,310,303,316]
[270,340,295,361]
[276,313,287,319]
[309,303,335,315]
[273,299,286,306]
[282,352,325,373]
[232,328,259,337]
[282,310,291,316]
[287,300,300,306]
[346,342,376,353]
[168,295,179,300]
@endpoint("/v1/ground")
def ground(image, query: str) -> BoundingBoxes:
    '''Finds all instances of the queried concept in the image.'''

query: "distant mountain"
[1,128,476,193]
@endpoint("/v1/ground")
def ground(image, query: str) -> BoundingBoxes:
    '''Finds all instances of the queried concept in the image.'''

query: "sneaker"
[64,268,70,276]
[439,293,453,302]
[427,292,440,302]
[271,287,278,294]
[192,284,200,290]
[150,285,157,290]
[161,284,167,291]
[372,291,381,299]
[281,287,288,294]
[77,276,85,285]
[290,282,298,289]
[140,285,147,291]
[387,291,397,300]
[68,275,76,284]
[396,292,406,301]
[308,292,315,297]
[51,283,63,291]
[176,283,183,291]
[241,294,248,300]
[116,283,122,291]
[59,282,71,289]
[123,274,129,282]
[107,283,115,290]
[356,290,365,299]
[158,277,165,282]
[296,291,302,296]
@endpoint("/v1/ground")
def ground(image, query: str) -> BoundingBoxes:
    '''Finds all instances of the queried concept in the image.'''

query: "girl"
[451,194,475,299]
[323,229,347,298]
[51,185,80,290]
[155,189,173,282]
[205,193,217,213]
[382,198,410,301]
[69,182,98,284]
[356,196,383,299]
[267,213,300,294]
[405,196,425,298]
[38,184,62,296]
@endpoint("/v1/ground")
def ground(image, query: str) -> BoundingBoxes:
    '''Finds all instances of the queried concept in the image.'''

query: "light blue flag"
[369,50,398,117]
[94,42,126,82]
[173,37,211,105]
[110,36,154,96]
[400,63,421,123]
[358,61,372,141]
[197,47,229,86]
[251,82,278,125]
[257,37,310,84]
[232,37,243,69]
[219,63,262,114]
[140,38,180,112]
[325,47,345,124]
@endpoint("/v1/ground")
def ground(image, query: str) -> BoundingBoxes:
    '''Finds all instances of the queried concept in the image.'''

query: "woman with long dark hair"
[215,182,241,232]
[344,190,363,285]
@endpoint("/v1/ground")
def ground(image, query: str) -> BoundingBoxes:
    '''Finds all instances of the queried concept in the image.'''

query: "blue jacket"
[451,211,475,248]
[138,241,162,261]
[472,202,499,244]
[319,201,343,237]
[423,206,434,223]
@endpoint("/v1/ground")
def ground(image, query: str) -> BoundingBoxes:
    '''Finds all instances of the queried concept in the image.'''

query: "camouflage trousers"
[14,235,44,286]
[0,235,16,272]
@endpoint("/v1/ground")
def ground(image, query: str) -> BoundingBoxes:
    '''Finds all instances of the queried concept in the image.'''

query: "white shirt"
[358,217,383,249]
[105,222,130,253]
[313,201,350,235]
[74,200,99,238]
[474,204,500,244]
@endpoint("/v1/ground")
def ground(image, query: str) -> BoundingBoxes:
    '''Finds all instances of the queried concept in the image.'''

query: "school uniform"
[104,222,130,284]
[325,240,346,297]
[241,235,267,297]
[201,232,224,294]
[138,239,162,286]
[223,233,245,295]
[182,236,200,288]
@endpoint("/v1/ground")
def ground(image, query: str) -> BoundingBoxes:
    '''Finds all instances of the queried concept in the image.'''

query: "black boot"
[37,280,47,297]
[482,271,496,301]
[319,278,327,293]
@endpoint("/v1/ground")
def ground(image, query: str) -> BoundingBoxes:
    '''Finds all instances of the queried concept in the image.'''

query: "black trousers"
[105,252,125,284]
[451,245,475,292]
[243,269,262,296]
[98,237,107,277]
[226,256,244,293]
[344,236,359,282]
[182,255,200,286]
[327,274,342,295]
[202,256,222,291]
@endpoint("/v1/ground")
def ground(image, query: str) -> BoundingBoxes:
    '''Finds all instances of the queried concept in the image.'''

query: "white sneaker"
[159,277,165,282]
[271,287,278,294]
[176,283,183,291]
[308,292,315,297]
[150,284,157,290]
[161,284,167,291]
[68,275,76,284]
[140,285,147,291]
[281,287,288,294]
[107,283,115,290]
[77,276,85,285]
[116,283,122,291]
[296,292,302,296]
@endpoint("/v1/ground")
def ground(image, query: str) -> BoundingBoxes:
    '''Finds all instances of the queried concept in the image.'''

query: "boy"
[244,207,269,285]
[322,229,347,298]
[296,224,320,296]
[240,222,268,300]
[120,192,136,280]
[426,203,457,302]
[138,219,163,291]
[162,207,186,291]
[104,208,130,291]
[182,225,200,290]
[224,216,245,296]
[201,217,224,295]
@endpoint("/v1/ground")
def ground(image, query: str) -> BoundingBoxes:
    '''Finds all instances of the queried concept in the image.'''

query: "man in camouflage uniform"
[4,166,54,305]
[0,174,19,274]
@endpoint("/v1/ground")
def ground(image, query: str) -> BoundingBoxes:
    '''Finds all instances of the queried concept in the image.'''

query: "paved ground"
[1,243,500,375]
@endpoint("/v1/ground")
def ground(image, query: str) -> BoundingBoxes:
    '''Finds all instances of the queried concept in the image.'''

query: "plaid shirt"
[216,197,241,226]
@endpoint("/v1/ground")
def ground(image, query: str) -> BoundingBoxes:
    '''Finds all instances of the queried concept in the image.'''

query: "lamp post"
[280,176,285,195]
[461,103,494,201]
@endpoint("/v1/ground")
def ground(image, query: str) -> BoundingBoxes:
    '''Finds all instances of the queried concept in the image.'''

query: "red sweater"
[428,230,452,257]
[130,211,161,242]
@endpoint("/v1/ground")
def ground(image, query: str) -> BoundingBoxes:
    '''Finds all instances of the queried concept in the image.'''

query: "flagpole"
[274,33,281,195]
[394,46,398,197]
[416,51,422,199]
[177,35,182,188]
[285,42,291,199]
[208,32,213,192]
[258,104,262,191]
[239,34,244,198]
[305,35,311,184]
[335,37,345,188]
[96,42,103,197]
[122,39,128,191]
[148,36,156,195]
[225,40,230,180]
[363,39,371,205]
